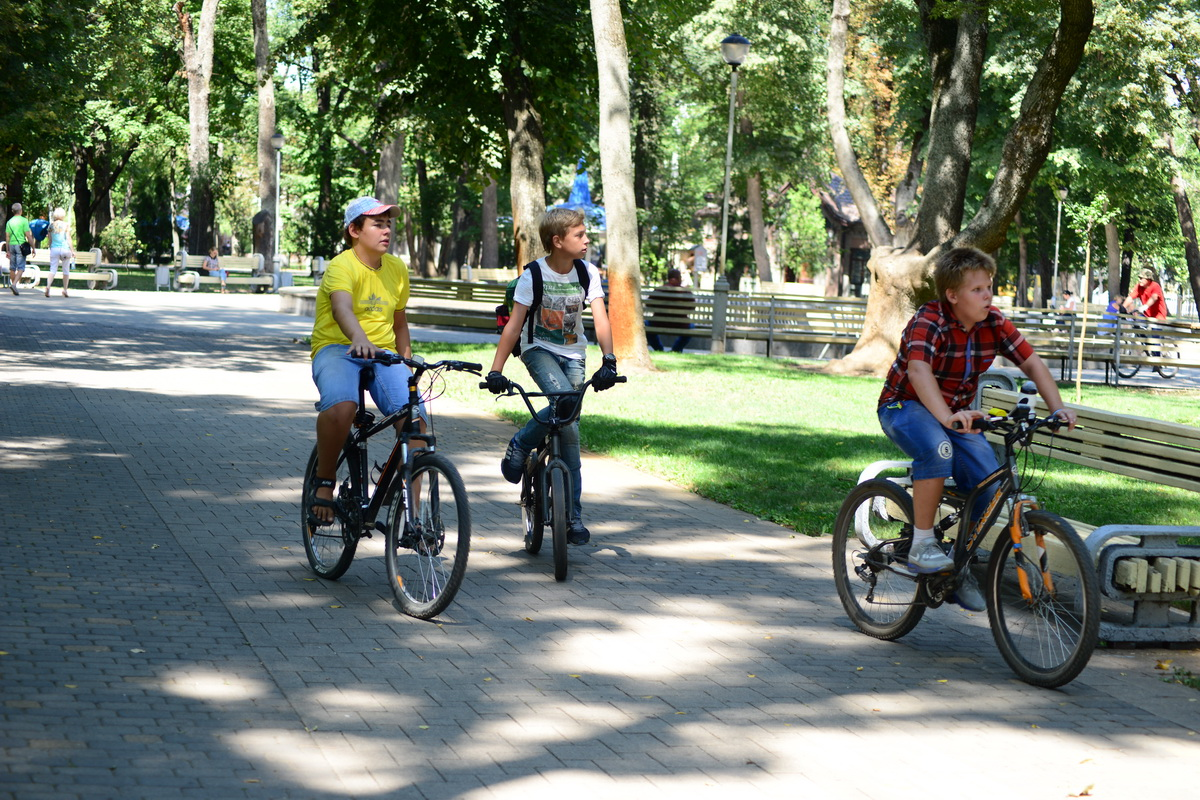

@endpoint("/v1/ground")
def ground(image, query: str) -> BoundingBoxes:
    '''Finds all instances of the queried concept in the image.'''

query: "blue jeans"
[878,400,999,518]
[647,331,692,352]
[311,343,417,417]
[515,347,587,523]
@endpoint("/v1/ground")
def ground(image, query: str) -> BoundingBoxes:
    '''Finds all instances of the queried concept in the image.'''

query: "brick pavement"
[1,291,1198,799]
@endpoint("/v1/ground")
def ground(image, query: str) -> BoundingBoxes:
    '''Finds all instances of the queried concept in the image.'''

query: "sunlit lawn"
[424,342,1200,536]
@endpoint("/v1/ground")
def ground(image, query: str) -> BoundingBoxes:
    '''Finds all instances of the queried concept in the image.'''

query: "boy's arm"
[590,297,614,356]
[906,361,979,430]
[1016,354,1078,430]
[330,291,376,358]
[392,309,412,359]
[490,303,529,374]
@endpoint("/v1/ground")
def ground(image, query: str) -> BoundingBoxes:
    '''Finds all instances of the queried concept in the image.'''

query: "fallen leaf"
[936,679,948,684]
[330,605,342,609]
[129,649,146,654]
[1155,659,1174,670]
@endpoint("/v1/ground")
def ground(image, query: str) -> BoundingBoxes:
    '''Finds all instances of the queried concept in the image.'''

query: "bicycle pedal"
[369,522,387,538]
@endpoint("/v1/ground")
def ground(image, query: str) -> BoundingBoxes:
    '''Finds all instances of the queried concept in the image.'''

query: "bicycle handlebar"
[370,353,483,375]
[479,375,627,428]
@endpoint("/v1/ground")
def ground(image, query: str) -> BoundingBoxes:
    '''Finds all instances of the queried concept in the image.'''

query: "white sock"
[912,527,935,544]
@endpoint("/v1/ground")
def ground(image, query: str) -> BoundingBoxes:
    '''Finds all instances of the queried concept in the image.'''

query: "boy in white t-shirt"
[485,208,617,545]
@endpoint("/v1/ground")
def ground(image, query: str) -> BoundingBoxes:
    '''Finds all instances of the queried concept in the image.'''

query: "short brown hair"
[933,247,996,301]
[342,215,365,251]
[539,208,585,252]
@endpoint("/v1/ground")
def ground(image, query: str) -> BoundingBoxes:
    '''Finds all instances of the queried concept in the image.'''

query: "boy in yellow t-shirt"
[308,196,413,525]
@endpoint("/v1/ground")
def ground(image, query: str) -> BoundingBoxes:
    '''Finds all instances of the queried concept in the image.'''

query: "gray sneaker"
[907,539,954,574]
[500,436,529,484]
[951,568,986,612]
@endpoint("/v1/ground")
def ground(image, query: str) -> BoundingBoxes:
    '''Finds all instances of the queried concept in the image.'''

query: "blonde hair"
[933,247,996,301]
[539,208,585,252]
[52,207,66,220]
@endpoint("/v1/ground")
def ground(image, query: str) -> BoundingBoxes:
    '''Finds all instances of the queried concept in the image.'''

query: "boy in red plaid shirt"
[878,247,1076,609]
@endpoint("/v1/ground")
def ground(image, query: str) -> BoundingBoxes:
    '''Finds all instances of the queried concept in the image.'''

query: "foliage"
[99,215,144,262]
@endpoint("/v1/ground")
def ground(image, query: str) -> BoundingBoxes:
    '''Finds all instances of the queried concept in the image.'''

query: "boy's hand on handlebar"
[947,409,986,432]
[591,354,618,391]
[1049,408,1077,431]
[484,371,511,395]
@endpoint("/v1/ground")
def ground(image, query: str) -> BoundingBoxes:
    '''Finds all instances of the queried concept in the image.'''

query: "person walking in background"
[44,208,74,298]
[5,202,35,296]
[29,213,49,247]
[645,268,696,353]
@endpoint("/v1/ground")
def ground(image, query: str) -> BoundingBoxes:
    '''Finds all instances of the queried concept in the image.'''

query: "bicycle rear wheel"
[522,459,543,555]
[302,443,360,580]
[386,452,471,619]
[548,464,569,582]
[831,479,925,640]
[985,510,1100,688]
[1154,340,1179,379]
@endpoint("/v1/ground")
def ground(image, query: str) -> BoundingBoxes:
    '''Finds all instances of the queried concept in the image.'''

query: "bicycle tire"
[831,479,925,640]
[301,443,360,580]
[549,465,569,582]
[522,460,543,555]
[985,510,1100,688]
[385,452,471,619]
[1155,341,1179,379]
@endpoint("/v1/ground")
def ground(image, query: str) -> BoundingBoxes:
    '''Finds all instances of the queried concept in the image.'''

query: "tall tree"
[251,0,277,268]
[175,0,220,254]
[826,0,1094,375]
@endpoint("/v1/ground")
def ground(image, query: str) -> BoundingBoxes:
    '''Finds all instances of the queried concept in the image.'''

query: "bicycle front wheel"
[522,461,543,555]
[548,465,569,582]
[302,443,359,580]
[985,510,1100,688]
[1155,340,1179,379]
[831,479,925,640]
[386,452,471,619]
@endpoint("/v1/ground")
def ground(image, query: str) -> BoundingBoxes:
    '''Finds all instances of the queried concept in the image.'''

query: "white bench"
[19,248,118,290]
[176,253,278,291]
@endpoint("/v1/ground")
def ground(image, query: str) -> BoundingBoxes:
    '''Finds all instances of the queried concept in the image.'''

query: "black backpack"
[495,259,591,357]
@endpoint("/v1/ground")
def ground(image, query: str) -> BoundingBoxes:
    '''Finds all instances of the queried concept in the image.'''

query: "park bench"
[176,253,277,292]
[979,384,1200,642]
[19,248,117,290]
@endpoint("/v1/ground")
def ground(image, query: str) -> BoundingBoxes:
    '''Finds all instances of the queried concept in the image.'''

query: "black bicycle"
[832,383,1101,688]
[301,354,482,618]
[484,375,626,581]
[1113,317,1179,379]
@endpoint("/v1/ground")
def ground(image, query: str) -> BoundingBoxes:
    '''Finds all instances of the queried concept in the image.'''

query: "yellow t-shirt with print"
[310,250,411,359]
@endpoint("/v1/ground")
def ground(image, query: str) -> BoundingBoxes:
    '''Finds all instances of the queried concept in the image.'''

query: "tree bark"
[500,62,546,268]
[481,176,499,269]
[747,172,772,281]
[1015,210,1029,307]
[415,158,437,277]
[1104,221,1120,299]
[914,0,987,251]
[1166,134,1200,310]
[375,130,405,256]
[72,149,91,248]
[252,0,276,268]
[175,0,220,255]
[589,0,649,366]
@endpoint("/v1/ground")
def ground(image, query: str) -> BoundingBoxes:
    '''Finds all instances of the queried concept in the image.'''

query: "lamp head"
[270,131,285,152]
[720,34,751,67]
[1056,186,1068,202]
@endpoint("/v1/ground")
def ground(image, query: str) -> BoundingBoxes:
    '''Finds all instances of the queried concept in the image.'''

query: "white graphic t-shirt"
[513,258,605,359]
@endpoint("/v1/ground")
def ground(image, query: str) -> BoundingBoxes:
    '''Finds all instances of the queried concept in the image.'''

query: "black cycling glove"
[485,371,511,394]
[591,354,618,391]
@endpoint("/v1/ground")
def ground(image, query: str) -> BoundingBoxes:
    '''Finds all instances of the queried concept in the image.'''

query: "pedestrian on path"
[44,208,74,298]
[5,202,35,296]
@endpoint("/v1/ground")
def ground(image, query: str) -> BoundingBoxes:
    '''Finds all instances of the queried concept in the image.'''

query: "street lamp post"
[270,131,285,270]
[717,34,750,281]
[1051,185,1068,306]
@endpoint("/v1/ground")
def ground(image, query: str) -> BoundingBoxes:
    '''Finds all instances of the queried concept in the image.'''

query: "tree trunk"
[175,0,220,255]
[1015,210,1029,306]
[414,158,437,277]
[439,169,469,279]
[589,0,649,367]
[914,0,987,251]
[500,64,546,268]
[72,148,92,249]
[252,0,276,269]
[747,172,771,281]
[375,130,405,256]
[481,176,499,269]
[1167,135,1200,313]
[90,145,114,245]
[1104,221,1120,300]
[314,51,335,257]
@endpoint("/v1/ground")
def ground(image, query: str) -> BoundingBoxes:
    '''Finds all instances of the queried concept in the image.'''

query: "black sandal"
[307,476,339,528]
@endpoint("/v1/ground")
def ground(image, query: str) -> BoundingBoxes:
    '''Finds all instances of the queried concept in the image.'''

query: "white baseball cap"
[343,196,399,229]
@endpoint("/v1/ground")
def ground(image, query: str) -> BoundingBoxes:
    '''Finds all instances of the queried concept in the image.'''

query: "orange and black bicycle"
[831,383,1101,688]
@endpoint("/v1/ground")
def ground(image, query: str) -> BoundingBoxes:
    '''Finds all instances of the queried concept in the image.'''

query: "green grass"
[1164,667,1200,691]
[421,343,1200,536]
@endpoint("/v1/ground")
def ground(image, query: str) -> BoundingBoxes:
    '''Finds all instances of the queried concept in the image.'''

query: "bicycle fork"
[1007,499,1055,601]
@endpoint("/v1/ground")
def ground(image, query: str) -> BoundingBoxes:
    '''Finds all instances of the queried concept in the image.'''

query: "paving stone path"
[1,291,1197,799]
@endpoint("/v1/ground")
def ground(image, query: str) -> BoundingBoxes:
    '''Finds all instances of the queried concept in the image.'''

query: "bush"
[100,215,144,264]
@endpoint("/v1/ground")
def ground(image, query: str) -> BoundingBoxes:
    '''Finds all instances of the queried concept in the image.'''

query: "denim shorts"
[312,343,419,418]
[878,400,999,489]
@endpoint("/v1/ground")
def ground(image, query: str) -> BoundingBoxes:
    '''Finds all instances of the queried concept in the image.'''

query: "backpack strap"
[524,261,543,346]
[573,259,591,295]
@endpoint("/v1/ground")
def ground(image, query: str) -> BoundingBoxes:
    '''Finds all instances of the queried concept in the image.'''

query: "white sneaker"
[907,539,954,574]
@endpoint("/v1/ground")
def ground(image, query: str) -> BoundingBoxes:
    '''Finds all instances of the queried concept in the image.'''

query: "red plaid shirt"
[879,301,1034,412]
